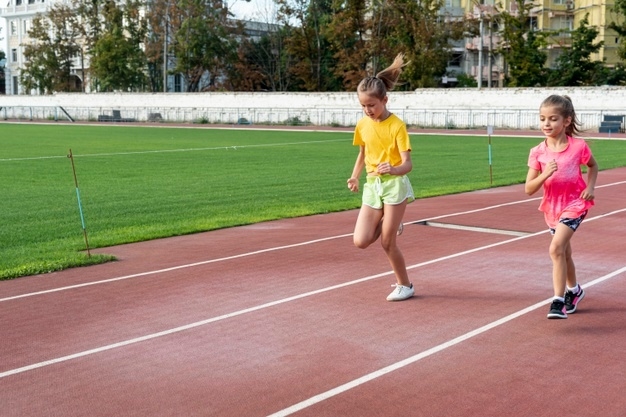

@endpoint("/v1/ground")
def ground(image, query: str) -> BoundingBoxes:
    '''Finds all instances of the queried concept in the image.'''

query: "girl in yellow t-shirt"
[347,53,415,302]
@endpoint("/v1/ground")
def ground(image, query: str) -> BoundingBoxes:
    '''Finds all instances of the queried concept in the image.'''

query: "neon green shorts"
[362,175,415,209]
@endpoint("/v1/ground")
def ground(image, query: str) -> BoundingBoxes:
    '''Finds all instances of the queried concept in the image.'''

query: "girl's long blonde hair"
[357,54,408,100]
[541,94,582,137]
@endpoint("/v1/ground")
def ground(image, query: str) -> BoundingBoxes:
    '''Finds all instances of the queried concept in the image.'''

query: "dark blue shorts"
[549,211,588,235]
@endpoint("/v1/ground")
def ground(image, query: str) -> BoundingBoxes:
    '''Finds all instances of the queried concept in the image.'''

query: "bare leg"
[549,224,575,297]
[353,205,384,249]
[379,201,410,287]
[564,241,577,289]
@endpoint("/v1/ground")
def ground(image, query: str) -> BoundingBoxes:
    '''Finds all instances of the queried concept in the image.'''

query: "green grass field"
[1,123,624,280]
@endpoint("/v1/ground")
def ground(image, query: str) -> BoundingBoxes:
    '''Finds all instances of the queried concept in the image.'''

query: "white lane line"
[0,234,352,303]
[1,208,624,379]
[407,179,626,224]
[2,181,625,303]
[416,221,530,237]
[267,265,626,417]
[0,139,349,162]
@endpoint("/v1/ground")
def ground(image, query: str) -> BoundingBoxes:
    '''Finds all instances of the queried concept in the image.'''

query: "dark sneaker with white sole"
[564,287,585,314]
[547,299,567,319]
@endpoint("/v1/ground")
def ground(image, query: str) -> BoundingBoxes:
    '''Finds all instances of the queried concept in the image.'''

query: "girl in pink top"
[525,95,598,319]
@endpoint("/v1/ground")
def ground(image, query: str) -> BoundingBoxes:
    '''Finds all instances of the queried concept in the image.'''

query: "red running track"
[1,168,625,417]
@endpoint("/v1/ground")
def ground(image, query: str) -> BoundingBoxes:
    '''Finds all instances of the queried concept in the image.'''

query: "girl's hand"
[347,177,359,192]
[376,162,392,175]
[544,159,558,178]
[580,187,595,201]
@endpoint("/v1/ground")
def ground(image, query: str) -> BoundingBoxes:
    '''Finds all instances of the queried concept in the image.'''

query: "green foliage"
[234,26,296,91]
[20,5,83,94]
[455,72,478,88]
[375,0,461,89]
[170,0,239,91]
[324,0,370,90]
[609,0,626,60]
[90,0,148,92]
[497,0,548,87]
[10,0,626,92]
[274,0,341,91]
[595,63,626,86]
[548,15,604,86]
[2,124,625,280]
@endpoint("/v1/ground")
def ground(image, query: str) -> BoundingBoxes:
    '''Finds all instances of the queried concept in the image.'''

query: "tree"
[168,0,239,91]
[89,0,148,92]
[609,0,626,61]
[275,0,341,91]
[145,0,184,92]
[0,48,6,95]
[547,14,604,86]
[233,24,296,91]
[372,0,465,89]
[497,0,548,87]
[324,0,370,90]
[20,5,83,94]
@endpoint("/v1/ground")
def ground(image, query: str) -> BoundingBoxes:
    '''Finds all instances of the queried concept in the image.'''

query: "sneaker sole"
[386,291,414,301]
[565,291,585,314]
[547,312,567,319]
[387,295,414,301]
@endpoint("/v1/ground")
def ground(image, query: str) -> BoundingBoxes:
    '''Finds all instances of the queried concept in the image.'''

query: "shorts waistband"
[366,174,400,183]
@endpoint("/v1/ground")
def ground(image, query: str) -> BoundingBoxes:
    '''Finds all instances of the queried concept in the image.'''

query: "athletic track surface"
[1,123,625,416]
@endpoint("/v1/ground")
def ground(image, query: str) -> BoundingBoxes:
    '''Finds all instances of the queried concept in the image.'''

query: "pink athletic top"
[527,136,594,229]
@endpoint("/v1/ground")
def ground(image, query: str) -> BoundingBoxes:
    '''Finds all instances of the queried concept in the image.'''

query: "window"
[13,76,19,95]
[11,49,18,62]
[449,52,463,67]
[552,16,572,31]
[174,74,182,92]
[10,20,17,36]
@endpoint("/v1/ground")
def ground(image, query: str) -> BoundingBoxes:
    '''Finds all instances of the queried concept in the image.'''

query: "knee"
[353,237,370,250]
[549,242,566,259]
[379,237,395,253]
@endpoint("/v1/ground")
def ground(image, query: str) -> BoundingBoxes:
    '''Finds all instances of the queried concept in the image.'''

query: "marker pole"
[67,149,91,257]
[487,125,493,186]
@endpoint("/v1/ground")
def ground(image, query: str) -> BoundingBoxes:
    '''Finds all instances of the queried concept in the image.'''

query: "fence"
[0,105,621,132]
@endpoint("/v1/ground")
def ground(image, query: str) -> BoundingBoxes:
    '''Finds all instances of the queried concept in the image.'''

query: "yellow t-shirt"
[353,113,411,174]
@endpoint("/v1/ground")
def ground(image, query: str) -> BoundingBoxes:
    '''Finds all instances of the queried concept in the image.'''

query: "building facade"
[460,0,624,87]
[1,0,49,94]
[1,0,624,95]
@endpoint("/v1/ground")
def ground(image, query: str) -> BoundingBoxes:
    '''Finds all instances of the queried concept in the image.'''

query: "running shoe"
[387,283,414,301]
[564,287,585,314]
[547,299,567,319]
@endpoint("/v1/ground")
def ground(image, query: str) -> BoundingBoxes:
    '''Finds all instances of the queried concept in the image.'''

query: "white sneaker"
[386,283,414,301]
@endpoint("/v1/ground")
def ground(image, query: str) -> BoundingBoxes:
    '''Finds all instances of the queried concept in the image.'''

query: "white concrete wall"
[2,87,626,130]
[3,86,626,110]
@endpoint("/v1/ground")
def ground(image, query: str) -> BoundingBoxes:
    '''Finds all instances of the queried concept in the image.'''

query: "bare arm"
[347,146,365,192]
[376,150,412,176]
[580,155,598,200]
[524,160,557,196]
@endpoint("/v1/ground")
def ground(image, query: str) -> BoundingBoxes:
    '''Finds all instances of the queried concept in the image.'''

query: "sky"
[228,0,277,21]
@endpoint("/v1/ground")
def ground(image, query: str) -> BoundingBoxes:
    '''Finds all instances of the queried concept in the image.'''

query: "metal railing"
[0,105,621,132]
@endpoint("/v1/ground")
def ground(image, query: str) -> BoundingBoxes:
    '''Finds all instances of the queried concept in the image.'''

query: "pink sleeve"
[527,148,541,171]
[579,140,592,165]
